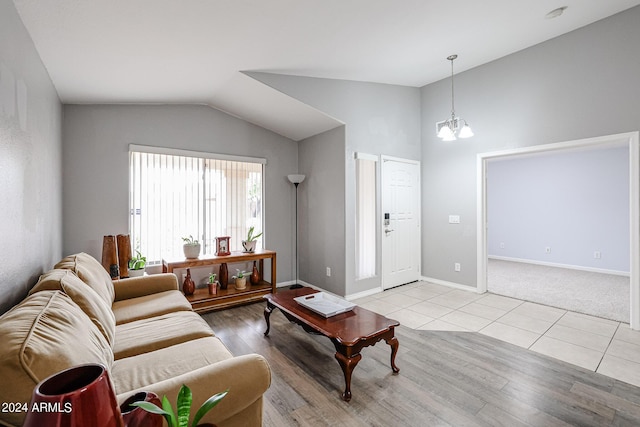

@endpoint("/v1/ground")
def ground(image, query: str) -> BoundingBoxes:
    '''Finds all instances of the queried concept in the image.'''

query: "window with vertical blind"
[356,153,378,280]
[129,145,264,263]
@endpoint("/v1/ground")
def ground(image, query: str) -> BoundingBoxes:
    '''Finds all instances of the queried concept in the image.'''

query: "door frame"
[476,132,640,329]
[381,155,421,290]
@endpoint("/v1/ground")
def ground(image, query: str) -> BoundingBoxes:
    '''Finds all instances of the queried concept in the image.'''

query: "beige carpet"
[488,259,629,323]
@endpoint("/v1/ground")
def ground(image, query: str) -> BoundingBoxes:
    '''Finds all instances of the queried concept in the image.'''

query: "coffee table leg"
[386,336,400,373]
[264,304,273,336]
[334,351,362,402]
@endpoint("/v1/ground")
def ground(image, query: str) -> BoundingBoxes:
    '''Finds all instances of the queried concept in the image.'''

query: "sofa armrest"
[117,354,271,427]
[113,273,179,301]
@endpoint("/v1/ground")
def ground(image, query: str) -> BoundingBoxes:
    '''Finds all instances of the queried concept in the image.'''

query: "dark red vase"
[250,261,260,286]
[120,391,163,427]
[23,363,123,427]
[219,263,228,290]
[183,268,195,296]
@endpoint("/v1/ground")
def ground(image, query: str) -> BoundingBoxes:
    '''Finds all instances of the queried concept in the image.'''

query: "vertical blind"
[356,156,377,279]
[130,148,264,262]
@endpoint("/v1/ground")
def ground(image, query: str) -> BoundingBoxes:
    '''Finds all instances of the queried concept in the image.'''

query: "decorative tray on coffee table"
[294,292,357,317]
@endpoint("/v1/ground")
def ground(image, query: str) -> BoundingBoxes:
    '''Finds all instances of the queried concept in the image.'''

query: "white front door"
[382,157,420,289]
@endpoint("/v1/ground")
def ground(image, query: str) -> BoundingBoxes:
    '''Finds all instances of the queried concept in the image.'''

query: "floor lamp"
[288,174,305,289]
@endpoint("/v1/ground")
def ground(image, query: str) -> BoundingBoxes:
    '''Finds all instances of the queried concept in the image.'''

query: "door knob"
[385,229,394,234]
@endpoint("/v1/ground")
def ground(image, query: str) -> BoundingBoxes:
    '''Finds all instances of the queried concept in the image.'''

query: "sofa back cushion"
[0,291,114,427]
[30,269,116,346]
[55,252,115,304]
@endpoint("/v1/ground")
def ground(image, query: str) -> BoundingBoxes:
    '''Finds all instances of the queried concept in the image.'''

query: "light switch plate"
[449,215,460,224]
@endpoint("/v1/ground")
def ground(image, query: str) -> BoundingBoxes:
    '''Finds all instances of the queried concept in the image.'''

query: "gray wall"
[0,2,62,314]
[298,126,346,295]
[488,146,629,272]
[421,6,640,288]
[247,72,421,296]
[62,104,298,282]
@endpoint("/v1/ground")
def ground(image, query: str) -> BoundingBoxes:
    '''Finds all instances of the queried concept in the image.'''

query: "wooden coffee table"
[263,287,400,401]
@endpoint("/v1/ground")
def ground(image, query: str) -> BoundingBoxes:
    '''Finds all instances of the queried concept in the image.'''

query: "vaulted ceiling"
[13,0,640,140]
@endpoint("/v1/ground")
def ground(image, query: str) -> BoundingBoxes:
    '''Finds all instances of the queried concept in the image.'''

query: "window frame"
[129,144,266,263]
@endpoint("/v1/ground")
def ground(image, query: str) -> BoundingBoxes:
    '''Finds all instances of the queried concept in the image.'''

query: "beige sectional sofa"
[0,253,271,427]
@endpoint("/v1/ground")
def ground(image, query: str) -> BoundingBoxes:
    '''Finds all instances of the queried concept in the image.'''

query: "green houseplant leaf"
[176,385,193,427]
[246,226,263,242]
[130,397,176,427]
[130,384,227,427]
[162,395,178,427]
[128,250,147,270]
[191,389,229,427]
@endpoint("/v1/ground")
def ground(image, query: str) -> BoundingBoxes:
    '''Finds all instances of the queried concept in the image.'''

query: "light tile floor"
[353,281,640,387]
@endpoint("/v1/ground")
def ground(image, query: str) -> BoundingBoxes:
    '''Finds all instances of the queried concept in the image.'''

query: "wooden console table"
[162,249,276,313]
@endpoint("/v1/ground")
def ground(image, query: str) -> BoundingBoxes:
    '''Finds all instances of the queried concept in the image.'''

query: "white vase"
[183,244,201,259]
[242,240,256,253]
[129,268,145,278]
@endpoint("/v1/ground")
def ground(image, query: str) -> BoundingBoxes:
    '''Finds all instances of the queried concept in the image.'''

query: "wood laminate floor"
[202,302,640,427]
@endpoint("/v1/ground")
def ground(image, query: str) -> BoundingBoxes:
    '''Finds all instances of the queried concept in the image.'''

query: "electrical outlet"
[454,263,461,272]
[500,242,505,249]
[326,267,331,277]
[545,247,551,254]
[594,251,601,259]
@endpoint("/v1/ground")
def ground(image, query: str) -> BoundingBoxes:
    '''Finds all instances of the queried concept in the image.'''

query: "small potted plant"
[128,250,147,277]
[208,273,217,295]
[131,383,228,427]
[241,226,263,253]
[182,235,201,259]
[232,269,247,290]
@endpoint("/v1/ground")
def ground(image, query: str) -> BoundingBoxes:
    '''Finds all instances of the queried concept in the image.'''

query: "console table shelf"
[162,249,276,313]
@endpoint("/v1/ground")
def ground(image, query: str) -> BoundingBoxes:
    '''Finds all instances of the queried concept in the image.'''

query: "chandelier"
[436,54,473,141]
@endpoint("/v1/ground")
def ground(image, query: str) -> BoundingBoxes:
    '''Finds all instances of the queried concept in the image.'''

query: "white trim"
[276,280,297,288]
[129,144,267,165]
[354,152,379,162]
[477,131,640,330]
[630,136,640,330]
[420,276,482,293]
[488,255,630,277]
[381,155,420,165]
[345,287,383,301]
[280,280,379,302]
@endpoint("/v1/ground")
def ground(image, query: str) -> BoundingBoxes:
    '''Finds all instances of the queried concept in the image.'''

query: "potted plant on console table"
[128,250,147,277]
[241,226,262,253]
[232,270,247,290]
[182,235,201,259]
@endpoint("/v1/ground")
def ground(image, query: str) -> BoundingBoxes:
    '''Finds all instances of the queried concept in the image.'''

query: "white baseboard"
[488,255,630,277]
[276,280,296,288]
[420,276,481,293]
[277,280,325,292]
[345,287,383,301]
[278,280,373,301]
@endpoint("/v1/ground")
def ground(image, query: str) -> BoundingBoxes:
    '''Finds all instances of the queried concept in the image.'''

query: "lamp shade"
[287,174,306,184]
[438,126,455,140]
[458,123,474,138]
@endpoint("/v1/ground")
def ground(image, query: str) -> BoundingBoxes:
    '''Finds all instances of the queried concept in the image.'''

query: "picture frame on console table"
[215,236,230,256]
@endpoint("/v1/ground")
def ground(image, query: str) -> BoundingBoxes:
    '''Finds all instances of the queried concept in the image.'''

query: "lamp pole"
[287,174,305,288]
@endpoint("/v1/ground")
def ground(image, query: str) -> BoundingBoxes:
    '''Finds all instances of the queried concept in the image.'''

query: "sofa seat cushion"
[29,269,116,346]
[0,291,114,427]
[112,290,192,324]
[114,311,215,359]
[111,337,233,394]
[55,252,115,305]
